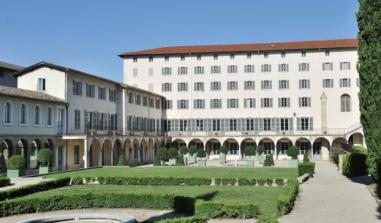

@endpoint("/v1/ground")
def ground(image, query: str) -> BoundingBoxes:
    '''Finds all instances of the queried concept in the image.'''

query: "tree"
[357,0,381,182]
[287,146,300,160]
[168,147,179,159]
[37,148,53,167]
[157,147,168,162]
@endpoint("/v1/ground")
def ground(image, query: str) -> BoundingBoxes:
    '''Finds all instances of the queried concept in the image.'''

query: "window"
[179,119,188,131]
[180,55,185,61]
[340,78,351,88]
[281,52,286,58]
[143,96,148,106]
[177,100,189,109]
[156,99,161,109]
[109,89,117,102]
[264,52,269,58]
[47,107,53,126]
[278,97,290,107]
[247,53,252,59]
[341,94,351,112]
[57,108,64,130]
[211,66,221,74]
[325,50,330,56]
[178,67,188,75]
[4,102,12,124]
[72,80,82,95]
[19,103,27,125]
[162,83,172,92]
[244,65,254,73]
[213,119,221,131]
[230,54,235,59]
[194,99,205,109]
[165,100,172,109]
[323,79,334,88]
[128,92,134,103]
[297,117,313,130]
[227,65,238,73]
[299,97,311,107]
[263,118,271,131]
[194,82,204,91]
[133,57,137,62]
[133,68,138,77]
[322,62,333,71]
[280,118,289,131]
[299,79,310,89]
[135,94,141,105]
[213,54,218,60]
[227,98,239,108]
[246,118,254,131]
[261,80,272,90]
[301,50,306,57]
[278,64,289,72]
[149,68,154,76]
[244,98,256,108]
[340,62,351,70]
[149,56,153,62]
[74,109,81,129]
[37,78,46,91]
[177,82,188,92]
[210,82,221,91]
[261,64,271,72]
[34,105,40,125]
[196,119,204,131]
[98,87,106,100]
[261,98,273,108]
[149,98,154,108]
[210,99,222,109]
[227,81,238,90]
[194,66,204,74]
[197,55,202,60]
[279,80,289,89]
[229,119,237,131]
[298,63,309,71]
[162,67,172,75]
[164,56,169,61]
[86,84,95,98]
[74,145,80,165]
[244,81,255,90]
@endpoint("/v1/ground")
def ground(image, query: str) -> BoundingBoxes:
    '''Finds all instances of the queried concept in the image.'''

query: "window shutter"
[309,118,313,130]
[261,98,264,107]
[289,118,293,130]
[271,118,276,131]
[298,98,301,107]
[308,98,311,107]
[270,99,273,107]
[297,118,301,130]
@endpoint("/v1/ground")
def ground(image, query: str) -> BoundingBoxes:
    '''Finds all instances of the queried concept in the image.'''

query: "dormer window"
[37,78,46,91]
[133,57,138,62]
[164,56,169,61]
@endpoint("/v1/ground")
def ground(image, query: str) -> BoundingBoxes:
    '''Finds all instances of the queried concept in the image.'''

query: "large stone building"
[120,39,364,161]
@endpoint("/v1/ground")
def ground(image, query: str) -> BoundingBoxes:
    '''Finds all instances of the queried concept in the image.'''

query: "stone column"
[83,138,88,168]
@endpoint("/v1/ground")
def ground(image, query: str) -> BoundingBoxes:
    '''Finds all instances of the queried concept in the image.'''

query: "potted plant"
[157,147,168,165]
[219,146,228,164]
[263,154,275,167]
[287,146,300,167]
[167,147,178,166]
[196,149,207,167]
[179,145,188,165]
[37,148,53,174]
[257,145,265,164]
[188,146,198,164]
[7,155,25,178]
[244,146,256,166]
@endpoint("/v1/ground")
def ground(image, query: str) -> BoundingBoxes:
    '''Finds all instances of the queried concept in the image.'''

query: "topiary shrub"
[37,149,52,167]
[117,155,126,166]
[342,150,368,178]
[298,162,315,176]
[257,145,265,155]
[219,146,228,154]
[188,146,198,156]
[157,147,168,162]
[244,146,256,157]
[287,146,300,160]
[7,155,25,170]
[330,147,344,164]
[168,147,179,159]
[197,149,206,158]
[303,153,310,163]
[264,155,275,166]
[179,146,188,155]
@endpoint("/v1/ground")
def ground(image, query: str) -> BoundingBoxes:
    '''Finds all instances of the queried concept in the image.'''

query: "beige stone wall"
[66,139,84,170]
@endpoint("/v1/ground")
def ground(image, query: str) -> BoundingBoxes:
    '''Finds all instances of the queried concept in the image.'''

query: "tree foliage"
[357,0,381,182]
[37,149,53,167]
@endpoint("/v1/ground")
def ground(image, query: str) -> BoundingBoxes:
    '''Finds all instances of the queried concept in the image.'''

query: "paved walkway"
[279,161,380,223]
[0,177,45,191]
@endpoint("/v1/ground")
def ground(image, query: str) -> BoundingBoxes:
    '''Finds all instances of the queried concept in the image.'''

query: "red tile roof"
[119,39,358,58]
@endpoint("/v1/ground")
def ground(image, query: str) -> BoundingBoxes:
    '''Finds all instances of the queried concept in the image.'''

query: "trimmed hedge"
[277,179,299,215]
[342,151,368,178]
[298,162,315,177]
[0,193,195,217]
[195,200,261,219]
[0,177,71,202]
[0,176,10,187]
[158,216,208,223]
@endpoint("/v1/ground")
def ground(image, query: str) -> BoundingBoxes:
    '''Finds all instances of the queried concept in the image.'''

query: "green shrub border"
[0,176,10,187]
[298,162,315,177]
[277,179,299,215]
[195,200,261,219]
[157,216,208,223]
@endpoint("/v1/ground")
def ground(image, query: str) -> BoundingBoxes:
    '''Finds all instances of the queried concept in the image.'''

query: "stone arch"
[295,137,312,156]
[223,138,239,155]
[313,137,330,160]
[30,139,41,169]
[113,139,123,165]
[240,138,256,158]
[132,139,140,161]
[0,139,13,172]
[189,138,204,149]
[332,137,348,150]
[89,139,101,167]
[171,139,186,150]
[348,132,364,147]
[102,139,112,166]
[141,139,148,162]
[205,138,221,155]
[148,139,154,162]
[124,139,131,163]
[259,138,275,155]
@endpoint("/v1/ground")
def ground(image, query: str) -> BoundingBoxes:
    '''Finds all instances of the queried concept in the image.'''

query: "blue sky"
[0,0,359,82]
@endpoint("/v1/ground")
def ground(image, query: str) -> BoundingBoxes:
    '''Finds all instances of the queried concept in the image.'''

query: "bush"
[128,159,139,167]
[157,216,208,223]
[0,177,71,202]
[257,145,265,155]
[196,149,206,158]
[275,179,284,186]
[330,147,344,164]
[298,162,315,177]
[117,155,125,166]
[342,150,368,178]
[244,146,256,156]
[257,178,266,186]
[168,147,179,159]
[176,155,185,166]
[188,146,198,156]
[158,147,168,161]
[287,146,299,159]
[179,146,188,155]
[303,153,310,163]
[153,156,161,166]
[7,155,25,170]
[195,200,261,219]
[257,215,278,223]
[277,179,299,215]
[37,148,53,167]
[263,155,275,166]
[219,146,228,154]
[0,176,10,187]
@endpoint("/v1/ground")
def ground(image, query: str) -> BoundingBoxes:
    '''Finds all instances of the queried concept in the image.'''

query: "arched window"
[34,105,40,125]
[20,103,27,125]
[47,107,52,126]
[4,102,12,124]
[340,94,351,112]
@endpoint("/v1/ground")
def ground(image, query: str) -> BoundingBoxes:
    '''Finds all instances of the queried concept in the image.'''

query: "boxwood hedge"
[0,176,10,187]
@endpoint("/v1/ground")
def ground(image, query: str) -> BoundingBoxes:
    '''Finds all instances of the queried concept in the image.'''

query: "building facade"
[120,39,364,160]
[0,61,23,87]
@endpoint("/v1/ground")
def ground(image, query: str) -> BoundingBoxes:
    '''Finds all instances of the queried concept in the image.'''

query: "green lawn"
[46,166,298,179]
[22,184,283,216]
